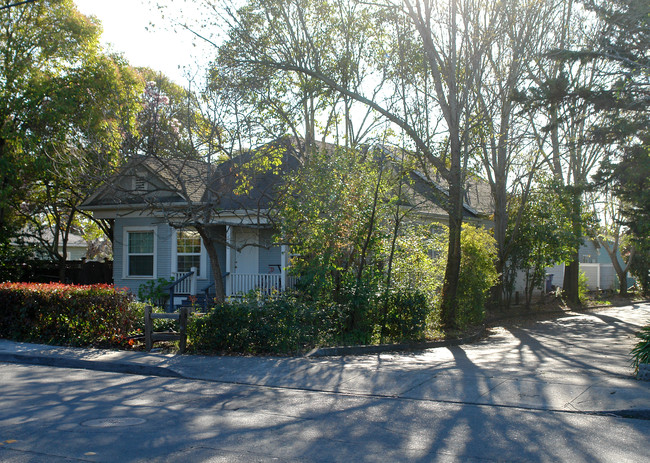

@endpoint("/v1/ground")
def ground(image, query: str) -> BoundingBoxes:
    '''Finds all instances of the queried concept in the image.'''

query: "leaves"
[0,282,138,348]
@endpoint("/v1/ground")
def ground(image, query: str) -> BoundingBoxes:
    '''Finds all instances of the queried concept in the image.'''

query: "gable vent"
[134,177,147,191]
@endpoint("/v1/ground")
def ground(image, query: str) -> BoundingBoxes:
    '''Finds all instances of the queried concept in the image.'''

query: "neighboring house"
[81,138,493,305]
[15,228,88,261]
[547,240,636,292]
[513,239,636,297]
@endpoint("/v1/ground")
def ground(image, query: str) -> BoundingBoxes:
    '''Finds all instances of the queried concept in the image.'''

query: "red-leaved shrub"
[0,283,139,348]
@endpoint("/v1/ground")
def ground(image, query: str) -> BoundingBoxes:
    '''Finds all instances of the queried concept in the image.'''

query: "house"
[546,240,636,292]
[15,228,88,261]
[511,238,637,299]
[81,138,493,305]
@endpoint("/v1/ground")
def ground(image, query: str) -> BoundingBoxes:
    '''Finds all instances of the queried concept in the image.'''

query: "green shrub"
[0,282,139,348]
[456,224,499,328]
[188,296,341,354]
[137,277,173,308]
[631,325,650,374]
[381,291,428,342]
[578,270,589,302]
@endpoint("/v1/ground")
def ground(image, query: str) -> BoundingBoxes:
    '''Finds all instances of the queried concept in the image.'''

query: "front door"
[234,228,259,274]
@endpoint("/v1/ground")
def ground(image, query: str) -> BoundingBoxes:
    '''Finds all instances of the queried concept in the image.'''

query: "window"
[175,230,203,276]
[126,230,155,277]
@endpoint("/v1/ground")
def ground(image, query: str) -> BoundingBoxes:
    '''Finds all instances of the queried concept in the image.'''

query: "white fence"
[512,262,621,294]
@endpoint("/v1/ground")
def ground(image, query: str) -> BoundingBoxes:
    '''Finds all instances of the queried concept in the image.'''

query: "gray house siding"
[114,218,225,298]
[114,217,173,296]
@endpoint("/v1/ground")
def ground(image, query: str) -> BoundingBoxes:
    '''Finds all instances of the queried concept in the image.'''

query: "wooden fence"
[144,305,188,353]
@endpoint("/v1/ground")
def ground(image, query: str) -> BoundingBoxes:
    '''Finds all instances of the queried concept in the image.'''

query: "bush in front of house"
[380,290,429,341]
[187,296,347,354]
[0,282,139,348]
[455,224,499,328]
[187,289,431,354]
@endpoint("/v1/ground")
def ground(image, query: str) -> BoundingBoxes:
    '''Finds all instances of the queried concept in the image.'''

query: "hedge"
[0,282,139,348]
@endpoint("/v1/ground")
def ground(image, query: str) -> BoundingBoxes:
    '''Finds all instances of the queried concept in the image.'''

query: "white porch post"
[281,244,287,292]
[190,266,197,296]
[225,226,232,297]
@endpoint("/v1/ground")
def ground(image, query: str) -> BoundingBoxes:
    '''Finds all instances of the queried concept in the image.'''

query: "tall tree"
[475,0,560,306]
[1,0,143,279]
[190,0,500,330]
[0,0,101,243]
[522,0,608,303]
[580,0,650,285]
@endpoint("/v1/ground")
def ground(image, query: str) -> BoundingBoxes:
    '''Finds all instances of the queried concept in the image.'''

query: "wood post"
[144,305,188,353]
[179,307,188,354]
[145,305,153,351]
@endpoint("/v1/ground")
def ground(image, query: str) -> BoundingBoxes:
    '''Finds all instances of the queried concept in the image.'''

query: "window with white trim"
[126,230,155,277]
[175,229,203,276]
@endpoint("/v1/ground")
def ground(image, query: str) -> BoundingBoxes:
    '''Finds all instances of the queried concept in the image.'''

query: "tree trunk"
[563,194,582,304]
[600,239,634,297]
[440,212,462,331]
[440,141,463,331]
[563,257,580,303]
[195,226,225,304]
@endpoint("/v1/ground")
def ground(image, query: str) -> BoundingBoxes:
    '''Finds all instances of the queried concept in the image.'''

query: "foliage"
[629,235,650,295]
[456,224,499,328]
[631,325,650,374]
[505,184,577,307]
[578,270,590,302]
[0,283,139,348]
[208,0,506,329]
[187,296,340,354]
[188,220,496,354]
[188,289,430,354]
[122,69,207,159]
[0,241,37,282]
[426,224,498,329]
[0,0,143,273]
[386,226,446,322]
[137,277,174,308]
[276,145,402,305]
[380,291,429,342]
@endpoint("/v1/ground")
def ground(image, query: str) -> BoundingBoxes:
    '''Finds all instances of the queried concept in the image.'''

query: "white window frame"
[171,228,207,279]
[123,227,157,279]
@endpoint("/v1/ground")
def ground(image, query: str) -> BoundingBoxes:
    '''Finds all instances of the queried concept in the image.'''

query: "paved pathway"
[1,302,649,416]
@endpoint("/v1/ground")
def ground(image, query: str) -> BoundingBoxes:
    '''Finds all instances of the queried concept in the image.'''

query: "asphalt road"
[0,362,649,462]
[1,303,649,462]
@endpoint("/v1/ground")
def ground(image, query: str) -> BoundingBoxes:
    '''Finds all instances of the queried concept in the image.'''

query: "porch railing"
[227,273,296,296]
[228,273,280,296]
[167,268,197,312]
[172,270,197,295]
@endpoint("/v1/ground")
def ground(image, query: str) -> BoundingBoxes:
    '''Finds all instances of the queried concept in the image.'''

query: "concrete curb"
[305,325,485,357]
[0,325,486,378]
[0,352,183,378]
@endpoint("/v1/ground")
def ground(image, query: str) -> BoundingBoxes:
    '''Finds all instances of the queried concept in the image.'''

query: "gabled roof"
[406,169,493,219]
[206,138,303,211]
[82,155,210,208]
[82,138,493,222]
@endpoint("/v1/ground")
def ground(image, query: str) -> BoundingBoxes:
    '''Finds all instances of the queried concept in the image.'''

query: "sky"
[74,0,214,84]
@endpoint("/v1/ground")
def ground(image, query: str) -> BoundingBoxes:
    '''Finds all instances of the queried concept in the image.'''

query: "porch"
[170,224,294,301]
[171,270,296,298]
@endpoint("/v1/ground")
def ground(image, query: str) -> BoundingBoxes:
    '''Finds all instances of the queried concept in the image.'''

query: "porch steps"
[176,293,215,311]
